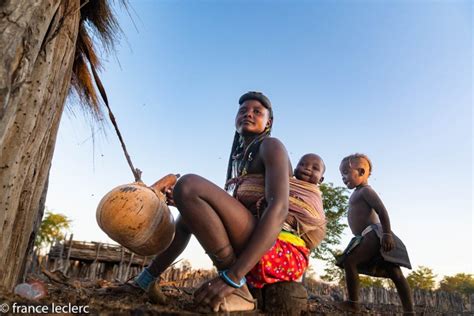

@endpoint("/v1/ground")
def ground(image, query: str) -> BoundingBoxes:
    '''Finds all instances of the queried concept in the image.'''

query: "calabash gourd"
[96,174,178,256]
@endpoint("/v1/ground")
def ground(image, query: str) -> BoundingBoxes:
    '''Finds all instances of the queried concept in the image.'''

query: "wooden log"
[53,236,66,271]
[63,234,73,274]
[124,253,134,280]
[263,282,308,315]
[0,0,81,291]
[117,247,125,282]
[48,240,151,265]
[88,243,102,281]
[103,262,115,280]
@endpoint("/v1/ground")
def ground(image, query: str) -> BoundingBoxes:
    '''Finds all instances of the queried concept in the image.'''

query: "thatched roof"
[70,0,127,121]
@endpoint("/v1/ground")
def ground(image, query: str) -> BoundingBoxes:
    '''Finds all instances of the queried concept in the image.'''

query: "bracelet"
[218,270,246,288]
[383,233,392,236]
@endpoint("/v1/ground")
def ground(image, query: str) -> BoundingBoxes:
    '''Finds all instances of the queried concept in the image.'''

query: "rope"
[86,50,142,182]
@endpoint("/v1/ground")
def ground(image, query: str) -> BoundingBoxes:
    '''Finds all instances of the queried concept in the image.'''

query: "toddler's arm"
[361,187,395,251]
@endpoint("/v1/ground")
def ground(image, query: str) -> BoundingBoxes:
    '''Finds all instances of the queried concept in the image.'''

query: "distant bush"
[439,273,474,296]
[407,266,436,290]
[35,210,71,250]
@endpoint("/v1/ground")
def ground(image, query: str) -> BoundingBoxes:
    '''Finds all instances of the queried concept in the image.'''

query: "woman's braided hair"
[225,92,273,190]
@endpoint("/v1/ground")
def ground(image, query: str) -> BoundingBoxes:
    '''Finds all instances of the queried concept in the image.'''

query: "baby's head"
[339,153,372,189]
[294,153,325,185]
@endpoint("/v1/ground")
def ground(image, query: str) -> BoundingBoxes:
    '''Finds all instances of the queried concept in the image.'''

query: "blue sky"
[46,1,472,280]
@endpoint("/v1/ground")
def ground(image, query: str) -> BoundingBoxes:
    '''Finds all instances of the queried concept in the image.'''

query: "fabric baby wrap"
[226,174,326,287]
[227,174,326,249]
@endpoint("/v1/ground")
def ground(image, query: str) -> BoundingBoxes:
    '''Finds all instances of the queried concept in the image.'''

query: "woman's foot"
[147,279,168,305]
[214,285,256,312]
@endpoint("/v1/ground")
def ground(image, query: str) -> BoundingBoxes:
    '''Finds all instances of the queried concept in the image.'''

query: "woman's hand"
[150,173,180,206]
[165,186,176,207]
[194,276,236,312]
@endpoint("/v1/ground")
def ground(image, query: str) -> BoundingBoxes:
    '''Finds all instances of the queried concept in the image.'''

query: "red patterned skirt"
[246,231,310,288]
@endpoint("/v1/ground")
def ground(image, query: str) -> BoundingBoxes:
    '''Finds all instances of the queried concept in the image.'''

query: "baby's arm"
[361,187,395,252]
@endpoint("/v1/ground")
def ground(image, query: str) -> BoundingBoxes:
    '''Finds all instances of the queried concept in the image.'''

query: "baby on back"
[293,153,325,185]
[283,153,326,250]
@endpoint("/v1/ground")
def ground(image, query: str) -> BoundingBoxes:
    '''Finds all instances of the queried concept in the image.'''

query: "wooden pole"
[63,234,73,274]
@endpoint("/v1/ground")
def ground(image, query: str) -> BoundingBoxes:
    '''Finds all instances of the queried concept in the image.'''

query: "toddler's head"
[294,154,325,185]
[339,153,372,189]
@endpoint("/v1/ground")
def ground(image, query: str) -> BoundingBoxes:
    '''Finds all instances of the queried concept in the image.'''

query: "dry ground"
[0,273,448,315]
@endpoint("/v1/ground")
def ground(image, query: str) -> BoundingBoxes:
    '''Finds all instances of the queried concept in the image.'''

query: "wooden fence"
[306,279,471,313]
[31,237,216,287]
[46,237,149,282]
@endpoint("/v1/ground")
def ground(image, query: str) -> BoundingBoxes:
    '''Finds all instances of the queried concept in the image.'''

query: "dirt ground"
[0,274,444,315]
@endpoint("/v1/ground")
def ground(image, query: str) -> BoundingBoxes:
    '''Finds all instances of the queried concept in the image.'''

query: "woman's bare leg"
[146,216,192,276]
[172,174,257,311]
[147,174,256,274]
[172,174,257,269]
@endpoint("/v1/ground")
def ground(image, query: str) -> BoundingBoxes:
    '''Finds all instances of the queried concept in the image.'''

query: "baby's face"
[294,154,325,184]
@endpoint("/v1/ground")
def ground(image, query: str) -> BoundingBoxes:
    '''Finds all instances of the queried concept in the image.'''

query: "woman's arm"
[228,137,290,281]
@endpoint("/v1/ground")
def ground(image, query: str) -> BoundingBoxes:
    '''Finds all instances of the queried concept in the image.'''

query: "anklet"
[219,270,246,288]
[135,268,157,290]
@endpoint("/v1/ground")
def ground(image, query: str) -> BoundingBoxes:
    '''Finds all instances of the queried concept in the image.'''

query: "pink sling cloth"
[228,174,326,249]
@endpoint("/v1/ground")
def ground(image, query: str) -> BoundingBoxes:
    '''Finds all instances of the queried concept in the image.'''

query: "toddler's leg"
[386,265,414,313]
[341,231,380,310]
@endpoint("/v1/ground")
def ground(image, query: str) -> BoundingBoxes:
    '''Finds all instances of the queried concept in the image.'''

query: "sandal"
[214,286,257,312]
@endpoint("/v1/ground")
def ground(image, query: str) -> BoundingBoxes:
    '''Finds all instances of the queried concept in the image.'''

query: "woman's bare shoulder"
[259,137,288,161]
[260,136,286,150]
